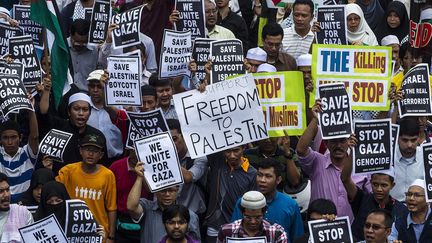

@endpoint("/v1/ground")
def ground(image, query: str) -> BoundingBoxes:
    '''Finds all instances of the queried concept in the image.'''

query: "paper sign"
[422,143,432,202]
[19,214,68,243]
[308,216,353,243]
[39,129,73,162]
[111,6,143,49]
[192,38,212,81]
[175,0,206,40]
[159,29,192,78]
[65,199,102,243]
[391,124,399,166]
[89,0,111,44]
[226,236,266,243]
[210,39,245,83]
[0,59,24,77]
[0,22,24,56]
[316,6,347,45]
[0,73,34,117]
[13,5,44,49]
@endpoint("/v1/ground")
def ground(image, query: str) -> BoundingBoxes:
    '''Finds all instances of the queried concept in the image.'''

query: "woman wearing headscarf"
[356,0,384,34]
[376,1,410,45]
[345,3,378,46]
[18,168,55,208]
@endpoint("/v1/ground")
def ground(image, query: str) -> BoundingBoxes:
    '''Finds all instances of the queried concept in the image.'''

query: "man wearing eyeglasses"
[389,179,432,243]
[217,191,288,243]
[158,204,200,243]
[360,209,395,243]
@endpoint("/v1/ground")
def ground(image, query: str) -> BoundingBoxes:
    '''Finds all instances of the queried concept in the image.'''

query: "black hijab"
[34,181,70,228]
[376,1,410,44]
[19,168,55,206]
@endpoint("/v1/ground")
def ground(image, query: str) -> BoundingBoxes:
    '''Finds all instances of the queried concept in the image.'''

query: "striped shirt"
[0,145,37,203]
[217,219,288,243]
[280,26,314,60]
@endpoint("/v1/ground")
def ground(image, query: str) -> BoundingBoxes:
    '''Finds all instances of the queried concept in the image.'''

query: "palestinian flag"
[266,0,291,9]
[410,6,432,56]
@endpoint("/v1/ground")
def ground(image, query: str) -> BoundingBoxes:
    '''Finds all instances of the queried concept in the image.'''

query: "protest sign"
[0,22,24,56]
[159,30,192,78]
[422,143,432,202]
[125,108,169,148]
[353,119,392,175]
[0,73,34,117]
[192,38,212,81]
[9,35,42,88]
[226,237,266,243]
[26,205,38,215]
[311,44,392,111]
[65,200,102,243]
[19,215,67,243]
[316,6,347,45]
[39,129,73,162]
[106,55,141,106]
[252,71,307,136]
[89,0,111,44]
[85,8,93,22]
[175,0,205,40]
[210,39,245,83]
[13,5,44,49]
[134,132,183,192]
[308,216,353,243]
[391,124,399,165]
[318,83,352,139]
[0,59,24,77]
[111,6,143,49]
[173,74,268,158]
[398,64,432,118]
[410,6,432,56]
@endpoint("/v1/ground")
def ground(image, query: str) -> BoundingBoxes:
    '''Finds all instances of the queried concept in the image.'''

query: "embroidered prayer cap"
[241,191,266,210]
[246,47,267,62]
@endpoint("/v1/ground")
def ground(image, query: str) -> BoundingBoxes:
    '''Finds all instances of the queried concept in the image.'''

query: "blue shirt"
[231,191,304,243]
[390,207,432,242]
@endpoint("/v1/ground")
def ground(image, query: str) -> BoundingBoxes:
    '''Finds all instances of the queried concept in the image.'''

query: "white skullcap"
[409,179,426,189]
[420,7,432,21]
[381,35,400,46]
[87,70,104,81]
[68,93,92,106]
[207,0,216,6]
[373,167,395,179]
[257,63,277,73]
[246,47,267,62]
[0,7,10,17]
[241,191,266,210]
[296,54,312,67]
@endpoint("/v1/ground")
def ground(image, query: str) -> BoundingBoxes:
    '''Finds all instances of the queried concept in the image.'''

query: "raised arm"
[127,161,145,220]
[296,100,321,157]
[340,134,358,201]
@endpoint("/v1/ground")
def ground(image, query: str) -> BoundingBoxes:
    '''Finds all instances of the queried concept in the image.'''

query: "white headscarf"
[345,3,378,46]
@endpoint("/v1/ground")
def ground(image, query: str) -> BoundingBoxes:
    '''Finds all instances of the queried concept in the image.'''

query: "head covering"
[356,0,384,33]
[246,47,267,62]
[376,1,409,45]
[373,167,395,179]
[141,84,157,97]
[409,179,426,189]
[257,63,277,73]
[0,7,10,17]
[241,191,266,210]
[68,92,92,106]
[87,70,104,82]
[34,181,70,228]
[381,35,400,46]
[296,54,312,67]
[80,133,105,149]
[19,169,55,206]
[345,3,378,46]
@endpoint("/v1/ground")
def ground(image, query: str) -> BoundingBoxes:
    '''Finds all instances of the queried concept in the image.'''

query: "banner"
[134,132,183,192]
[308,216,353,243]
[173,74,268,158]
[39,129,73,162]
[312,44,392,111]
[88,0,111,44]
[316,6,347,45]
[125,108,169,148]
[65,200,102,243]
[13,5,44,49]
[318,83,352,139]
[111,6,143,49]
[159,30,192,78]
[0,22,24,56]
[106,55,142,106]
[210,39,244,83]
[0,73,34,117]
[0,59,24,77]
[19,215,67,243]
[175,0,205,40]
[422,142,432,202]
[226,237,266,243]
[398,64,432,118]
[353,119,392,175]
[192,38,212,81]
[8,35,42,88]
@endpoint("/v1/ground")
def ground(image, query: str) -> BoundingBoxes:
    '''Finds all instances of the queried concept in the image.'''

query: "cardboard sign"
[19,214,68,243]
[422,143,432,202]
[311,45,392,111]
[111,6,143,49]
[159,30,192,78]
[106,55,142,106]
[391,124,399,165]
[0,73,34,117]
[125,108,169,149]
[398,64,432,117]
[316,6,347,45]
[8,35,42,88]
[308,216,353,243]
[192,38,212,81]
[89,0,111,44]
[353,119,392,175]
[226,237,266,243]
[173,74,268,158]
[134,132,183,192]
[174,0,205,40]
[318,83,352,139]
[210,39,245,83]
[13,5,44,49]
[0,59,24,77]
[0,22,24,56]
[65,200,102,243]
[39,129,73,162]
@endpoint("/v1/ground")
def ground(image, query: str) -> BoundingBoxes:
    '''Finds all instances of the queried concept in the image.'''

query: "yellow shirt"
[56,162,117,234]
[393,71,432,90]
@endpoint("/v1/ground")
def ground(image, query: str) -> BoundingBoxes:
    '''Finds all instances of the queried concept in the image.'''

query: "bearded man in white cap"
[217,191,288,243]
[389,179,432,242]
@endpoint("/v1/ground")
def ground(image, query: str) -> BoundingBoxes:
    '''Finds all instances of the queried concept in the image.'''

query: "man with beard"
[0,173,33,242]
[158,205,200,243]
